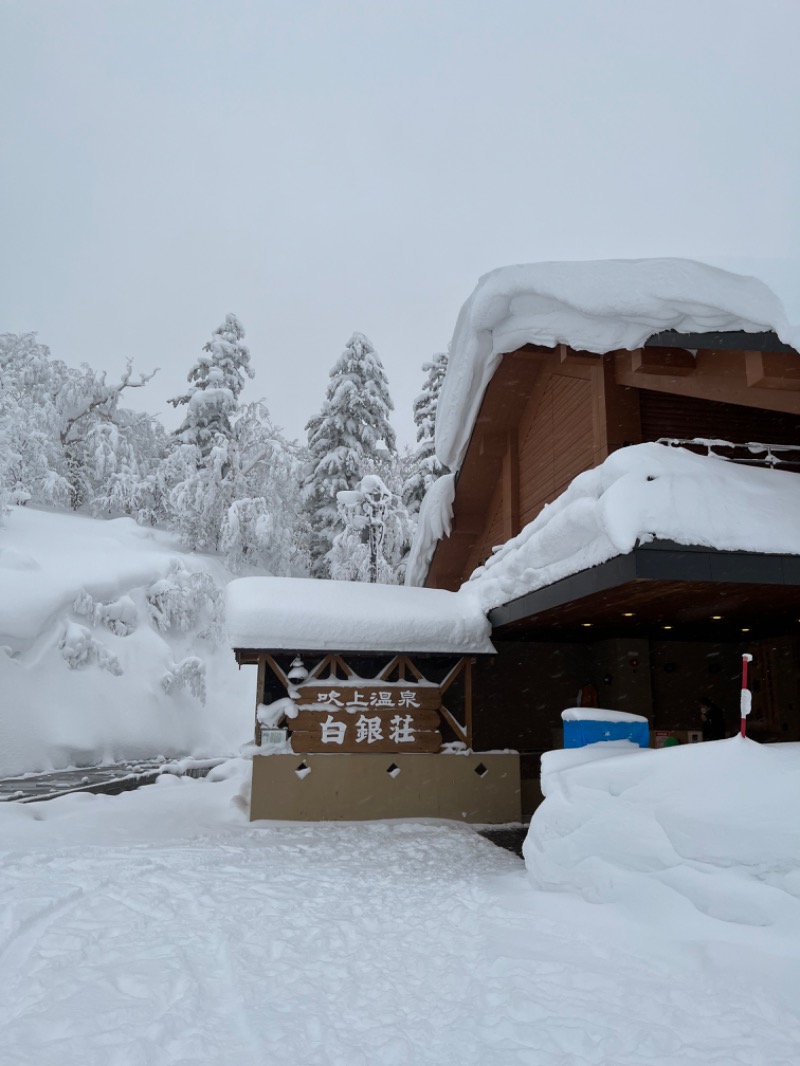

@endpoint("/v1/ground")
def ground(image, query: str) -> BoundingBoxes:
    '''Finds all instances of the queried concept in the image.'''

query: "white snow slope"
[465,441,800,611]
[0,506,252,777]
[1,745,800,1065]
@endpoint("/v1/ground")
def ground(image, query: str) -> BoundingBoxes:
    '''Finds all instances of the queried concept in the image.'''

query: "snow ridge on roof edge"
[405,258,797,589]
[435,258,795,475]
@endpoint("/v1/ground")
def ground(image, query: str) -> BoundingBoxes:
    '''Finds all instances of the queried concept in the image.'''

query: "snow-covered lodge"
[408,258,800,814]
[228,258,800,823]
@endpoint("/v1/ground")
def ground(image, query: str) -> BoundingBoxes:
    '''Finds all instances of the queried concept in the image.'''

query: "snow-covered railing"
[656,438,800,469]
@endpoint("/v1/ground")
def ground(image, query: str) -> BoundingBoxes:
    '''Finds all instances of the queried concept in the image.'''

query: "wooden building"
[413,262,800,816]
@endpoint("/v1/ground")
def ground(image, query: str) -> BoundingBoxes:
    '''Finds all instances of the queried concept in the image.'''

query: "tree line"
[0,318,448,583]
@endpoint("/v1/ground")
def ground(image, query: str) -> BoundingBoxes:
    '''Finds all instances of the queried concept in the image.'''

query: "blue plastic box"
[563,718,649,749]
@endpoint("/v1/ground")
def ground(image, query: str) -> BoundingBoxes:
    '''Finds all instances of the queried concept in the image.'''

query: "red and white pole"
[740,653,753,738]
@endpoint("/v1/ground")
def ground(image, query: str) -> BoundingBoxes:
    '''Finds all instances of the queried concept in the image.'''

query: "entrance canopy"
[463,443,800,615]
[226,576,495,660]
[490,539,800,642]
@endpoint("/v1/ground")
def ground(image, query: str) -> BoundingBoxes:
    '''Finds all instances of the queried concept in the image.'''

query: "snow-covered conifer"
[169,313,253,457]
[402,351,449,514]
[164,315,253,551]
[303,333,397,578]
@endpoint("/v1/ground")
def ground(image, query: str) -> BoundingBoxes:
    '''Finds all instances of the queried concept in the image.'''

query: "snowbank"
[525,737,800,929]
[0,507,252,776]
[465,442,800,611]
[437,258,796,474]
[226,574,495,654]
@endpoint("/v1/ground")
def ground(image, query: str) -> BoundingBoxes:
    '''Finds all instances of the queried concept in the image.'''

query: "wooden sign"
[288,681,442,753]
[293,683,440,714]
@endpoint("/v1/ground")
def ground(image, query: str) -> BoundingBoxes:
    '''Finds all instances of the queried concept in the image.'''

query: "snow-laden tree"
[219,403,306,574]
[0,332,157,512]
[84,411,169,523]
[169,313,253,457]
[303,333,397,578]
[165,314,254,551]
[328,474,413,584]
[163,317,303,571]
[402,351,450,514]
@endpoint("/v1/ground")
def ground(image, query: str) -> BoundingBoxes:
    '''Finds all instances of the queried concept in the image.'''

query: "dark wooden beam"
[630,347,696,376]
[645,330,797,354]
[488,540,800,641]
[745,351,800,391]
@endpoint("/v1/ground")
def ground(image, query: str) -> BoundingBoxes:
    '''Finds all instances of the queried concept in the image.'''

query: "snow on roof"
[225,576,495,654]
[436,258,796,474]
[405,258,799,589]
[464,443,800,612]
[561,708,648,724]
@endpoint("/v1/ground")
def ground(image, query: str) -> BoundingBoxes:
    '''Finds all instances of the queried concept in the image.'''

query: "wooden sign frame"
[255,652,473,751]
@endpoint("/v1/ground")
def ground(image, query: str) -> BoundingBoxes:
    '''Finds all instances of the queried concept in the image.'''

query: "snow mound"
[465,442,800,611]
[0,507,252,777]
[437,258,796,473]
[226,574,495,654]
[524,737,800,927]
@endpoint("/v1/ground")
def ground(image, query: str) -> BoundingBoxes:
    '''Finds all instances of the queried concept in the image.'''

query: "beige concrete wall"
[250,753,521,823]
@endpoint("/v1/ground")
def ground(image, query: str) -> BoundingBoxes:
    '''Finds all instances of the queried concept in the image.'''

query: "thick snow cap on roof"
[436,258,796,474]
[226,576,495,654]
[465,443,800,612]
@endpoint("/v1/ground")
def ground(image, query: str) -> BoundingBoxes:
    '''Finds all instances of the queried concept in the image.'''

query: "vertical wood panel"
[518,371,596,528]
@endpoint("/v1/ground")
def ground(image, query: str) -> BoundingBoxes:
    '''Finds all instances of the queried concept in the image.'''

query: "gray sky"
[2,0,799,446]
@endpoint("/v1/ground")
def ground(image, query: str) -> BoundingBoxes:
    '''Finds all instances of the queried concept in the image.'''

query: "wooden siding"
[463,471,505,578]
[640,390,800,446]
[425,338,800,593]
[518,372,597,528]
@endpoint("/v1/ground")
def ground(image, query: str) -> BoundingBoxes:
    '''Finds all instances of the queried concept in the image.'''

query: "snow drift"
[0,507,252,777]
[525,737,800,930]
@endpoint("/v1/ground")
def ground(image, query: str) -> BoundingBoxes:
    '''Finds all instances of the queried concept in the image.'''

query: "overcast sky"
[2,0,799,446]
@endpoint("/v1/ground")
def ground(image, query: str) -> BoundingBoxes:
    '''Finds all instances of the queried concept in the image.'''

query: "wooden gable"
[426,334,800,593]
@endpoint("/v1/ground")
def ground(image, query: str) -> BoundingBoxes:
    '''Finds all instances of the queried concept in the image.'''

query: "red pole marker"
[740,654,753,738]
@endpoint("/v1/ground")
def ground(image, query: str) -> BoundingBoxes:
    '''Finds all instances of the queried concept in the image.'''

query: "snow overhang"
[226,577,495,656]
[435,258,797,476]
[406,258,800,590]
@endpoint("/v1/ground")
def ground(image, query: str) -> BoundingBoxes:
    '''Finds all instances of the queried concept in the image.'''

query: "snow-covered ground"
[1,742,799,1065]
[0,506,252,777]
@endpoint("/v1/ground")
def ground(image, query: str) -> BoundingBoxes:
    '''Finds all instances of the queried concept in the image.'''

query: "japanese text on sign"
[320,713,418,746]
[313,689,421,710]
